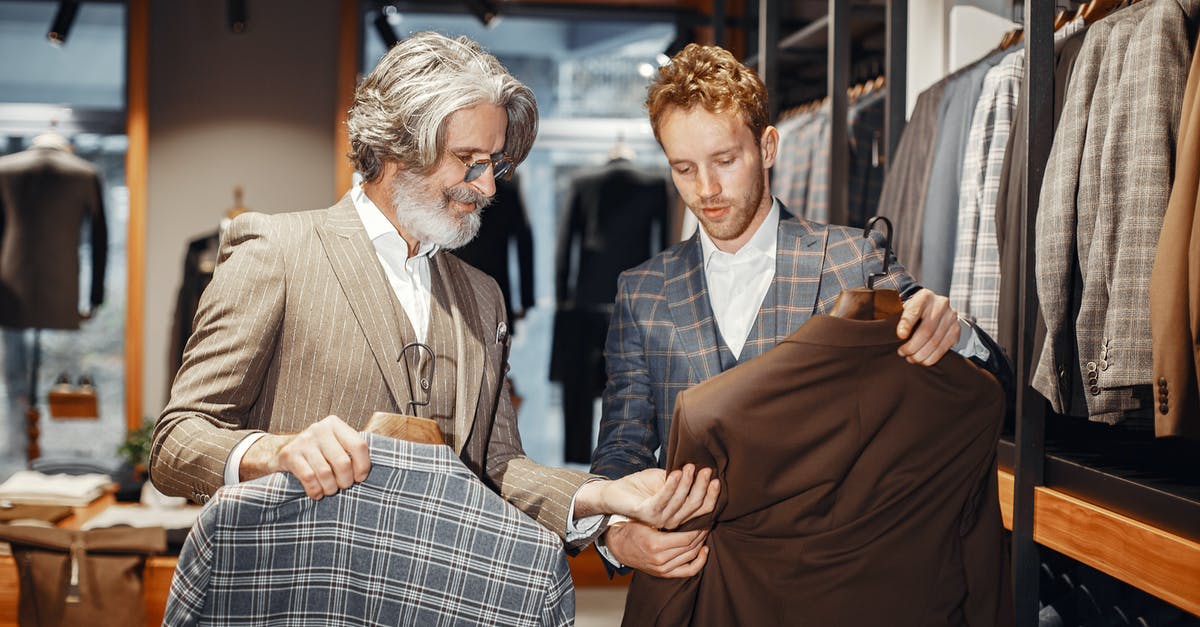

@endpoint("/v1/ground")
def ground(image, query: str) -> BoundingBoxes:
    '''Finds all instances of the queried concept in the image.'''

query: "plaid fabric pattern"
[1077,0,1196,420]
[164,434,573,627]
[950,50,1024,338]
[1034,17,1120,414]
[592,210,917,478]
[772,107,831,223]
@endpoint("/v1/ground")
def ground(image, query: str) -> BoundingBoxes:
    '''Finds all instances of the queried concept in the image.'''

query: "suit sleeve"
[591,274,661,479]
[88,172,108,310]
[476,279,599,547]
[149,213,285,501]
[514,190,535,312]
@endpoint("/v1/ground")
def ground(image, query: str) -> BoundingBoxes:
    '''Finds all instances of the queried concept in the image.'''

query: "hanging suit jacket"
[451,176,534,324]
[1036,0,1199,422]
[169,231,219,383]
[0,145,107,329]
[1150,39,1200,438]
[621,311,1010,627]
[550,159,670,391]
[149,195,596,542]
[164,434,574,627]
[592,207,922,479]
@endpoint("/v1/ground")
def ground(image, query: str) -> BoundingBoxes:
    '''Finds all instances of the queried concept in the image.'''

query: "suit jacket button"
[1160,403,1169,414]
[1089,385,1101,396]
[1159,377,1168,388]
[1086,361,1097,373]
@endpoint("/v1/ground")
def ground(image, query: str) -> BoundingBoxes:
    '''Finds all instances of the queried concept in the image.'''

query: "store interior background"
[0,0,1016,477]
[4,1,1197,625]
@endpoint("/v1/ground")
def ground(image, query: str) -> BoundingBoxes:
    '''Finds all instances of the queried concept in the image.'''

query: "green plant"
[118,420,155,469]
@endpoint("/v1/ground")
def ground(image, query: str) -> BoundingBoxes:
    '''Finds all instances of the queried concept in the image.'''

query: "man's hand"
[897,288,961,366]
[241,415,371,500]
[604,521,710,578]
[575,464,720,529]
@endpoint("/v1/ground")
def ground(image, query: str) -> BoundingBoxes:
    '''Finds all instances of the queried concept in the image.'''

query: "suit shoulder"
[616,239,688,293]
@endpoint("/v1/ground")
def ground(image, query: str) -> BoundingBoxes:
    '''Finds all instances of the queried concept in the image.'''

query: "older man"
[150,32,716,547]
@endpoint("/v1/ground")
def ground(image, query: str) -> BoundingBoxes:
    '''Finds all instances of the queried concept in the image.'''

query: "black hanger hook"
[398,342,435,415]
[863,215,894,290]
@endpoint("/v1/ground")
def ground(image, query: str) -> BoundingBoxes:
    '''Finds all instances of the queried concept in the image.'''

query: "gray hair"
[347,31,538,182]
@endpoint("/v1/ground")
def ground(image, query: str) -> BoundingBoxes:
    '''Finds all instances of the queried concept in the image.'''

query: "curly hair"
[646,43,769,145]
[347,31,538,182]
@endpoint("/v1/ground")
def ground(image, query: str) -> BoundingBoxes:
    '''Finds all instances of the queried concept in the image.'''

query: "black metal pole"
[828,0,849,226]
[758,0,780,121]
[1013,1,1053,624]
[884,0,908,168]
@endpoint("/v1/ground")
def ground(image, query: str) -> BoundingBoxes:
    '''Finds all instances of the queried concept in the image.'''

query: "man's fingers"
[301,447,339,497]
[660,546,710,578]
[288,455,325,500]
[651,464,694,526]
[316,436,357,490]
[330,419,372,482]
[914,313,959,365]
[664,467,715,529]
[896,290,928,339]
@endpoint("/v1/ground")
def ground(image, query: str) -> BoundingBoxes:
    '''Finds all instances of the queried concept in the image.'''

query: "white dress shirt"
[698,202,781,358]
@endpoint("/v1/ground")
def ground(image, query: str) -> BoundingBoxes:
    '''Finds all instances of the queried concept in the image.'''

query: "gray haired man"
[150,31,717,547]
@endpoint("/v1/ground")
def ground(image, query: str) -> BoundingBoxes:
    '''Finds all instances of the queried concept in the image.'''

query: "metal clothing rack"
[757,1,1199,624]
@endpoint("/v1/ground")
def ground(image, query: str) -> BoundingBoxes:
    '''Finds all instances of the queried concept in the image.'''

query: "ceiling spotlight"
[47,0,80,47]
[373,8,400,49]
[462,0,499,27]
[228,0,247,34]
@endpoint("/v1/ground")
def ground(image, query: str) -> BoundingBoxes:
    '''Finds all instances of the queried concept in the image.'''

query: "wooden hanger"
[1080,0,1123,24]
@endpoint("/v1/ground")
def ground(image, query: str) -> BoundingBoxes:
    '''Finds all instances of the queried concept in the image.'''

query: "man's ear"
[760,125,780,169]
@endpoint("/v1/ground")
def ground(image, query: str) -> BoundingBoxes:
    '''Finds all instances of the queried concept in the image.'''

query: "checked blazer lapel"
[665,234,724,382]
[430,255,485,455]
[315,196,414,414]
[773,216,828,343]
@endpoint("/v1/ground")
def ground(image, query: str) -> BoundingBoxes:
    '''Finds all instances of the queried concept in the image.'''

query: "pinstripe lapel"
[775,217,827,342]
[315,195,411,412]
[430,255,484,455]
[665,234,723,381]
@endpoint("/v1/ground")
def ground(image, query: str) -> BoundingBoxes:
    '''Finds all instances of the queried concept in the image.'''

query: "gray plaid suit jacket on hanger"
[164,434,574,627]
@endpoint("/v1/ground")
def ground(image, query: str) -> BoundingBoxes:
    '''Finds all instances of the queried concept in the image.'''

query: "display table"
[0,492,182,627]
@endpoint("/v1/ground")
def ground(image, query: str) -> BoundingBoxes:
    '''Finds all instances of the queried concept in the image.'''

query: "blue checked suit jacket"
[592,205,920,479]
[164,434,573,627]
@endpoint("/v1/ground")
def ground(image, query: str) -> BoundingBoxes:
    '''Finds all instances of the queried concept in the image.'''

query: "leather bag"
[0,525,165,627]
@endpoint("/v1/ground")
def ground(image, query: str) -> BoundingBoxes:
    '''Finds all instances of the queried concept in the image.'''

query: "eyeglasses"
[453,151,515,183]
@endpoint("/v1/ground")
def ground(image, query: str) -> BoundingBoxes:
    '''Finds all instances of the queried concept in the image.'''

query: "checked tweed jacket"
[163,435,573,626]
[150,194,595,540]
[591,206,920,479]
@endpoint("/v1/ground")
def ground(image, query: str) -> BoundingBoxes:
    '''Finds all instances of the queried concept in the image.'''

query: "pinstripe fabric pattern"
[591,208,918,478]
[950,50,1024,338]
[164,434,573,627]
[150,195,596,543]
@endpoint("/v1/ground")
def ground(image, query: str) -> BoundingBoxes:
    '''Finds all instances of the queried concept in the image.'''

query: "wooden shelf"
[996,469,1200,616]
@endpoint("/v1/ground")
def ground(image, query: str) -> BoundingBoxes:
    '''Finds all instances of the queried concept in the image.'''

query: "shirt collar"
[350,181,439,259]
[698,198,781,267]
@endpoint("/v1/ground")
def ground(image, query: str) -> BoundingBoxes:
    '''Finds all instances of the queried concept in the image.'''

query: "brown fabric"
[1150,40,1200,437]
[0,525,165,627]
[364,412,445,445]
[0,505,72,524]
[623,312,1011,627]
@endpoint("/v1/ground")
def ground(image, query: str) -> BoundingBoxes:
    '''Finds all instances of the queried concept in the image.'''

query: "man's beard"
[692,168,765,242]
[389,170,491,249]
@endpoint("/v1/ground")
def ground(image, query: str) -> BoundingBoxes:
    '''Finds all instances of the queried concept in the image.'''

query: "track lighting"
[228,0,247,34]
[374,6,401,49]
[462,0,499,27]
[47,0,79,47]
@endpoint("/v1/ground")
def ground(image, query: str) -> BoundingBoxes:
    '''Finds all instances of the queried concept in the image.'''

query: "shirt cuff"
[565,478,610,542]
[224,432,267,486]
[952,318,991,362]
[595,515,630,568]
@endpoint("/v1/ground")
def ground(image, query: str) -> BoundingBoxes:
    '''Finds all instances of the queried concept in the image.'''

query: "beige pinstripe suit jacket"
[149,194,594,540]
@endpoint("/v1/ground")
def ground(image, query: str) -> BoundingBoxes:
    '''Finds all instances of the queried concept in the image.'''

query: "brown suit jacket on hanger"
[0,144,107,329]
[1150,40,1200,438]
[623,308,1010,627]
[149,194,595,542]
